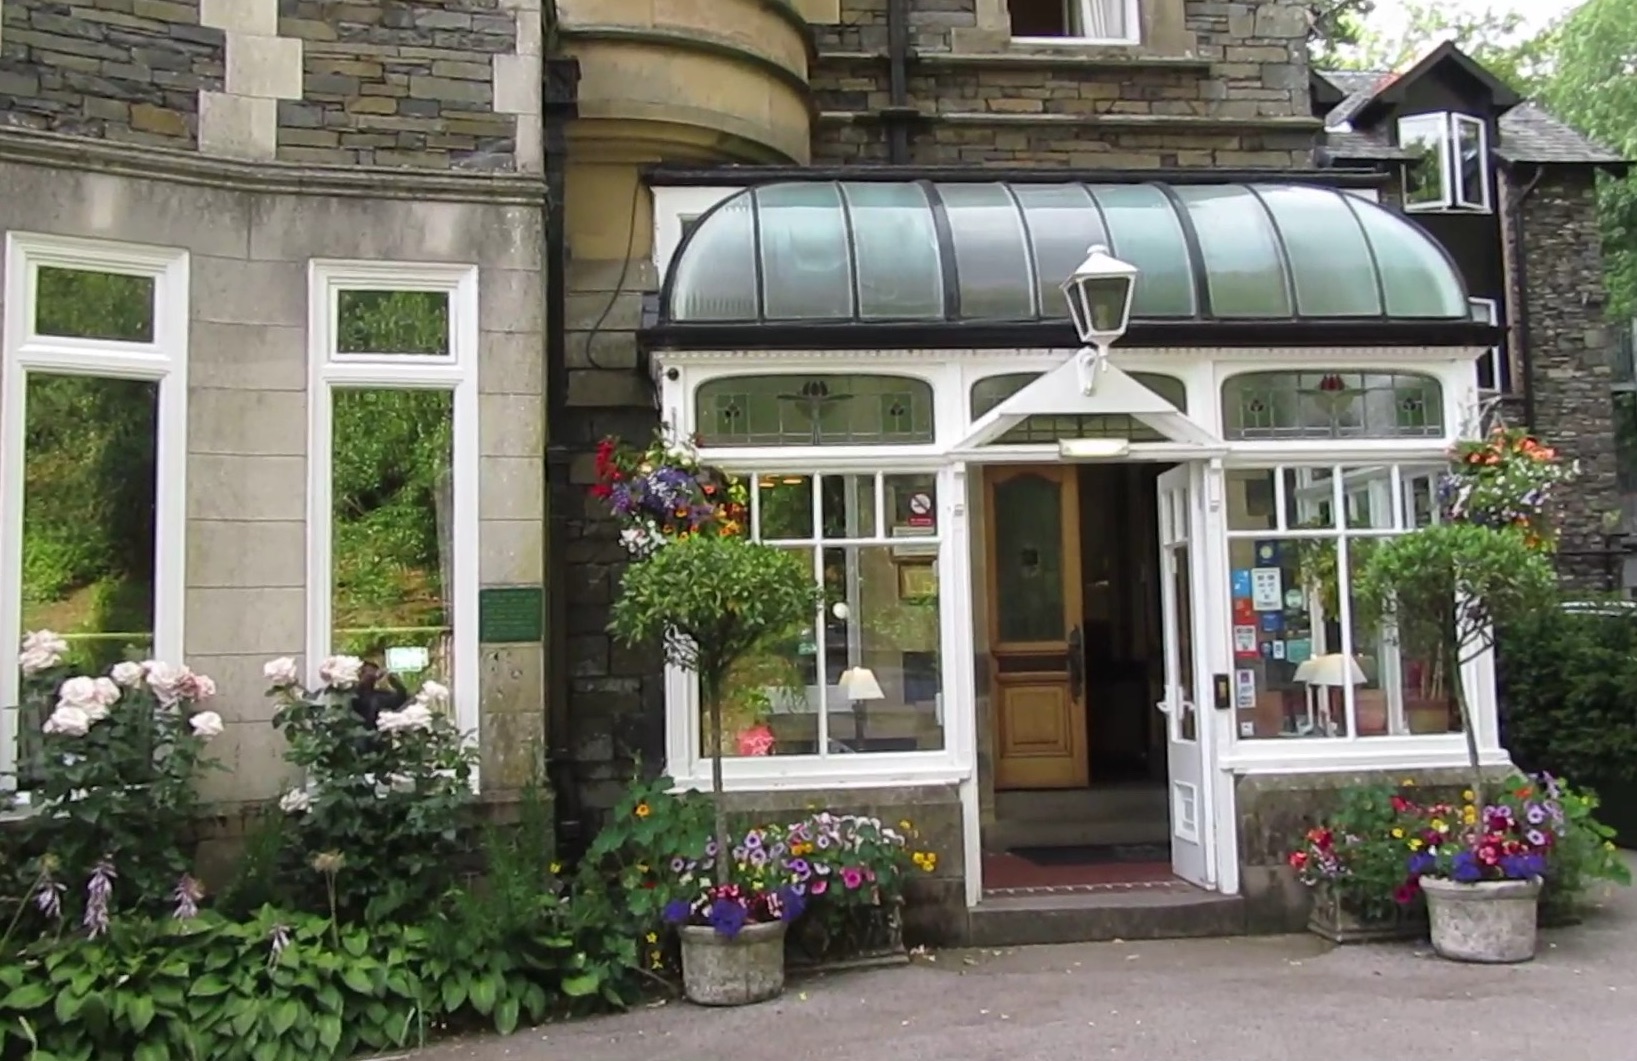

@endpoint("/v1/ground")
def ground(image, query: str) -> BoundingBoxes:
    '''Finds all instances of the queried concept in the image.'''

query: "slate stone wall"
[0,0,224,147]
[275,0,517,169]
[1500,168,1623,587]
[810,0,1319,167]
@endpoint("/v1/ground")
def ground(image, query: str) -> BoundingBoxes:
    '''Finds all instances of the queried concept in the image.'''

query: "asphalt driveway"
[400,859,1637,1061]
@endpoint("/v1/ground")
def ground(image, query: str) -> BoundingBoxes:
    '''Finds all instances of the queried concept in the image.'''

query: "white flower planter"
[679,920,787,1006]
[1423,876,1543,964]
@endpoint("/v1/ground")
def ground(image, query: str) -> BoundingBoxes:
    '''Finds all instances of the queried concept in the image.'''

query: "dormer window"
[1010,0,1140,44]
[1398,112,1491,213]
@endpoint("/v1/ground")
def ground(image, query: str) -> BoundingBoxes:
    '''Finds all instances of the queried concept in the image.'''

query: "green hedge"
[1498,605,1637,841]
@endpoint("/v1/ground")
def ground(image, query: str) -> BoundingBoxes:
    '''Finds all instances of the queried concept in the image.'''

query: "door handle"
[1067,625,1085,702]
[1155,698,1173,716]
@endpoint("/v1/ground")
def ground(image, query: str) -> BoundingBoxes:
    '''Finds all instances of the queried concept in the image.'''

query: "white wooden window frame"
[1469,296,1504,393]
[1399,112,1492,215]
[305,260,482,761]
[1012,0,1142,45]
[1,233,190,790]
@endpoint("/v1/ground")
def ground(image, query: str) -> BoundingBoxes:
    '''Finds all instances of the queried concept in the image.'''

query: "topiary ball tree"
[1358,521,1559,803]
[609,534,822,885]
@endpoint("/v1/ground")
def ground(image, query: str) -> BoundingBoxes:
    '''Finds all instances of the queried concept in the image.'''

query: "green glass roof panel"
[754,182,854,320]
[937,182,1037,319]
[1085,183,1197,318]
[1011,183,1108,321]
[1253,184,1383,317]
[669,191,757,321]
[1173,185,1292,318]
[1350,198,1470,318]
[840,182,945,320]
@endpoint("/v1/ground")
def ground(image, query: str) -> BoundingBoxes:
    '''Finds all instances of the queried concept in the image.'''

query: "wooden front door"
[986,466,1088,790]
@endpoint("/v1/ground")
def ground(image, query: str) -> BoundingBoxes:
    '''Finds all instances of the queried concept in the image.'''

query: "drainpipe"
[885,0,912,164]
[1508,163,1546,430]
[543,48,585,860]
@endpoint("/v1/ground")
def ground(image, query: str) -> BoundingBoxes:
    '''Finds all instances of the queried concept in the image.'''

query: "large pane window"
[310,263,478,738]
[708,472,944,757]
[3,241,185,791]
[330,389,455,701]
[1226,464,1458,741]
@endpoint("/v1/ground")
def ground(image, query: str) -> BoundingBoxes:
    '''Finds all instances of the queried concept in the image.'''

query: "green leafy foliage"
[266,675,477,924]
[1499,605,1637,788]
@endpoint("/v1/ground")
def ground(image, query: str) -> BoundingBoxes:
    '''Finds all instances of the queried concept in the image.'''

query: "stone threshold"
[983,879,1194,899]
[818,110,1323,133]
[0,127,547,205]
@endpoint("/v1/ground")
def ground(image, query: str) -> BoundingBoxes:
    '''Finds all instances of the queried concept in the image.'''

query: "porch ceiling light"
[1061,244,1139,397]
[1058,438,1132,461]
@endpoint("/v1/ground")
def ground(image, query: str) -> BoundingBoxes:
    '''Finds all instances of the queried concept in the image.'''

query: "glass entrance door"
[1156,463,1210,886]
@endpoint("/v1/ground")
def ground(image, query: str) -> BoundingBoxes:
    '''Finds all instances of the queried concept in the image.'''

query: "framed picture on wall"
[896,559,937,601]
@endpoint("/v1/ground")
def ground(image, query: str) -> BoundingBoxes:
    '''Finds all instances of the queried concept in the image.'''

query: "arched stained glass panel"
[697,374,935,447]
[1221,372,1445,440]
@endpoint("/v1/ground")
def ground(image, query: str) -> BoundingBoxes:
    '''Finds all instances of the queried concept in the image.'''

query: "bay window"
[1399,112,1491,213]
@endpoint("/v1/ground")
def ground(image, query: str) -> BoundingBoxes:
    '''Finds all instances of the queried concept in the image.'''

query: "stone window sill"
[915,49,1212,72]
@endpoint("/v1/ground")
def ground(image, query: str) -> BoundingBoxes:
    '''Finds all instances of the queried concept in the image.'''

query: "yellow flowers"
[645,932,658,944]
[912,851,938,872]
[1462,806,1478,826]
[550,861,562,875]
[1408,838,1424,851]
[635,802,652,819]
[899,820,913,831]
[1462,790,1476,803]
[790,841,813,857]
[1390,828,1405,840]
[1401,778,1416,787]
[1430,818,1447,833]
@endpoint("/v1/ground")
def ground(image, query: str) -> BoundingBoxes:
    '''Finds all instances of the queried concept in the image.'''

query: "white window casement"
[305,261,481,753]
[1,234,190,790]
[1398,112,1492,214]
[1009,0,1141,44]
[1468,297,1506,393]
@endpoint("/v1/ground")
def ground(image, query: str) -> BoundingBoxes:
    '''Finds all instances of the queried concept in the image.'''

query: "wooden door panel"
[986,465,1087,791]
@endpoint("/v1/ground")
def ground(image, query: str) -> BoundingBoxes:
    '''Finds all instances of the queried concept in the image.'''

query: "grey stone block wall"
[0,0,226,147]
[275,0,518,170]
[1500,168,1622,582]
[809,0,1318,167]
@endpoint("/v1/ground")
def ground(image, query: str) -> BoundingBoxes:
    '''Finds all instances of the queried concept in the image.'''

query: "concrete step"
[965,885,1246,948]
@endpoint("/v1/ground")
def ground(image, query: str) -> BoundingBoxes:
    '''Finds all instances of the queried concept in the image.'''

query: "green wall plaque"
[478,586,545,644]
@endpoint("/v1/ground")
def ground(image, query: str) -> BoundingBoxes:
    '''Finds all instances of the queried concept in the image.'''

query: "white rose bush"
[265,656,476,920]
[9,632,221,927]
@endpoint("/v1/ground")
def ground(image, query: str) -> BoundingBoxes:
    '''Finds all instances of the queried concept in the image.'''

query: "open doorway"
[978,462,1173,890]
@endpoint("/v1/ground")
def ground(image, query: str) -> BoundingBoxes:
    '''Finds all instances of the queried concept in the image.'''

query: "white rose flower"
[263,657,300,689]
[319,655,363,690]
[188,710,224,741]
[43,704,91,738]
[57,677,116,723]
[110,661,145,688]
[144,662,189,705]
[416,680,450,708]
[186,673,217,701]
[375,709,406,733]
[278,788,311,814]
[19,630,69,677]
[398,701,434,732]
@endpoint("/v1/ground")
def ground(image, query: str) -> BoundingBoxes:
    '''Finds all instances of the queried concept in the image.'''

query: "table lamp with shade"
[837,666,884,750]
[1302,653,1367,737]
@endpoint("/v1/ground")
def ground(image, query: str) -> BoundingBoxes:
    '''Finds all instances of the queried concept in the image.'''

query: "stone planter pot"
[680,920,787,1006]
[1423,876,1542,964]
[1307,885,1427,944]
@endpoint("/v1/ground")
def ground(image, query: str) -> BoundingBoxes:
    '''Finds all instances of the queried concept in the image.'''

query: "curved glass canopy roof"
[661,181,1472,326]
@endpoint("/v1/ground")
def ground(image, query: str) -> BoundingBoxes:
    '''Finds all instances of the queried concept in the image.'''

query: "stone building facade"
[1,0,1626,944]
[0,0,550,825]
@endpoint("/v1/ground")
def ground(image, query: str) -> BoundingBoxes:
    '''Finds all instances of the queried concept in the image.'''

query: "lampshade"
[838,667,885,701]
[1302,653,1367,688]
[1060,244,1138,345]
[1292,658,1319,684]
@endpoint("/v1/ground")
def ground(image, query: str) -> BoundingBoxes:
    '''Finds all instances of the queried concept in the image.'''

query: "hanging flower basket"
[590,430,747,558]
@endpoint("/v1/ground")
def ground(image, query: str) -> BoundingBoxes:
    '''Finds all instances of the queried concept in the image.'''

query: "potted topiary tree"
[1357,426,1571,963]
[597,431,822,1005]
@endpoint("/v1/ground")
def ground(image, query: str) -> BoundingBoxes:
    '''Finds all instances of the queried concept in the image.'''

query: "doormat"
[1009,843,1169,867]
